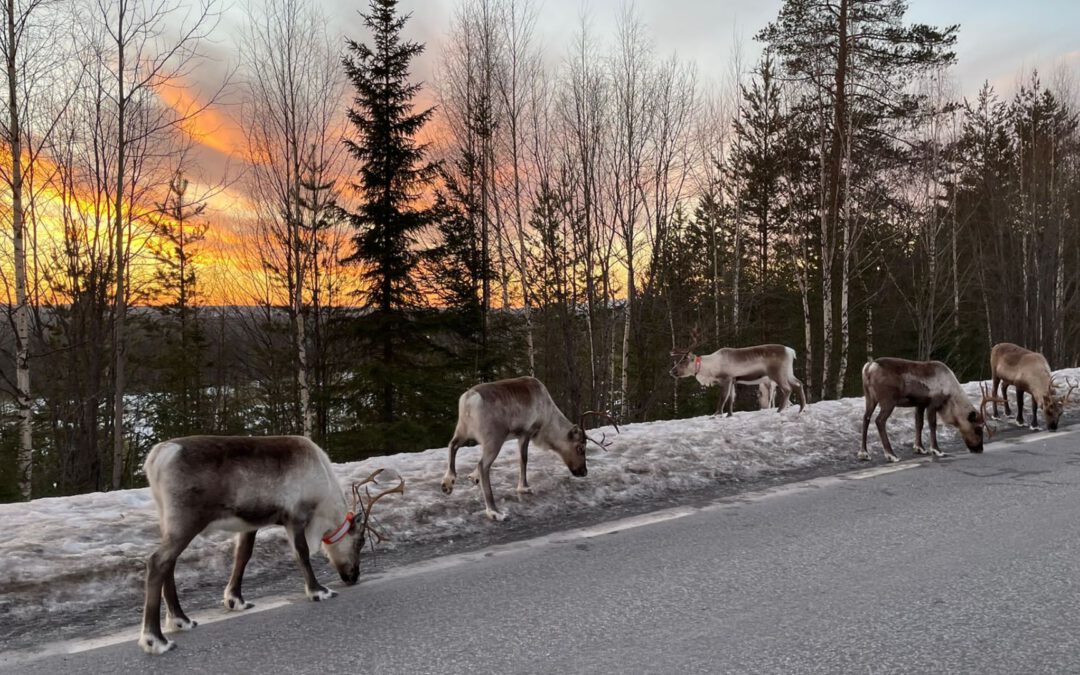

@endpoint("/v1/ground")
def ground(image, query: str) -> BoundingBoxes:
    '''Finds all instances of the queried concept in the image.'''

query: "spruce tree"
[342,0,438,424]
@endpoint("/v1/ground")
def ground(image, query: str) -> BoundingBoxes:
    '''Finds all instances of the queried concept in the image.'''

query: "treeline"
[2,0,1079,501]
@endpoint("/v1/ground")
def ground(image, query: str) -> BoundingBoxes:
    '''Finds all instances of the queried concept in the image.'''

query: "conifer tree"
[342,0,439,423]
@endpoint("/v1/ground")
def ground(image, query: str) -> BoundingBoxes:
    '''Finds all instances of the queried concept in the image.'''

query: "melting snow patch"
[1,369,1076,628]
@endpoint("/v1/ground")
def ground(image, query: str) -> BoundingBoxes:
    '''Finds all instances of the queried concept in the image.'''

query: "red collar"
[693,356,702,376]
[322,512,354,545]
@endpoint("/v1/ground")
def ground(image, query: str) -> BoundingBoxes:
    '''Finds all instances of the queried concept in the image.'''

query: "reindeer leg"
[992,375,1002,418]
[287,520,336,602]
[1015,388,1026,427]
[141,522,201,655]
[479,435,507,521]
[859,398,877,461]
[726,380,736,417]
[223,531,257,611]
[775,378,792,413]
[875,402,900,463]
[927,409,945,457]
[516,436,532,494]
[715,378,731,416]
[913,406,928,454]
[162,565,196,633]
[791,377,807,413]
[1002,382,1012,417]
[1029,397,1040,430]
[442,436,463,495]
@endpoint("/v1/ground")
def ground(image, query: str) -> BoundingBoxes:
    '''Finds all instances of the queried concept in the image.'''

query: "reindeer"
[140,436,403,655]
[860,358,1002,463]
[441,376,617,521]
[669,327,806,414]
[990,342,1076,431]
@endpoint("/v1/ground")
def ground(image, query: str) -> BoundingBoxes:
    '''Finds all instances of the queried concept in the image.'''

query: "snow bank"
[2,369,1077,625]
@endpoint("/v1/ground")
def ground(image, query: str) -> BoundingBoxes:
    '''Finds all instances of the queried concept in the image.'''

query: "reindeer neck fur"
[938,375,977,427]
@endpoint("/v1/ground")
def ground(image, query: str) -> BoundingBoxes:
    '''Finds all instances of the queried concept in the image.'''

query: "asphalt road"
[6,426,1080,674]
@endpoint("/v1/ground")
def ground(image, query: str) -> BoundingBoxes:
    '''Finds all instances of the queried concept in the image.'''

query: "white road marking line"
[849,463,918,480]
[1019,428,1076,444]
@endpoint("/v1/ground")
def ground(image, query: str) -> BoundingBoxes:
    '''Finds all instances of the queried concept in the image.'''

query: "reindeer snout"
[340,567,360,585]
[572,466,588,478]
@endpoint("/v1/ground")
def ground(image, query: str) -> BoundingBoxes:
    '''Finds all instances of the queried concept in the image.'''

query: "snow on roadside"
[2,369,1077,625]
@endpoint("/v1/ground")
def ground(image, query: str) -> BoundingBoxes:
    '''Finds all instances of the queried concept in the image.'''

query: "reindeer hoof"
[913,446,929,455]
[166,616,197,632]
[516,485,533,494]
[224,596,254,611]
[1014,420,1025,427]
[884,454,901,464]
[931,449,946,458]
[441,475,455,495]
[140,633,176,655]
[307,587,337,602]
[485,508,506,521]
[468,471,481,485]
[1030,425,1041,431]
[856,451,870,461]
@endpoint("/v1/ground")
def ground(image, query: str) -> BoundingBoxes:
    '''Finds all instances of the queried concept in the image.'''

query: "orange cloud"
[153,80,249,159]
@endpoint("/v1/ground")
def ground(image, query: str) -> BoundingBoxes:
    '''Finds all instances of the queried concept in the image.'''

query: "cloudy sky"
[175,0,1079,297]
[226,0,1080,97]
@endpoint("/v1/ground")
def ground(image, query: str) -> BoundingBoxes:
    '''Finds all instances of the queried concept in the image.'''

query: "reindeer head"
[670,325,703,378]
[1043,377,1076,431]
[958,383,1006,452]
[322,469,405,585]
[555,411,620,478]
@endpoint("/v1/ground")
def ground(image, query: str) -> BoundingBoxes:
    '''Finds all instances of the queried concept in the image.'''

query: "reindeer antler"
[580,410,620,451]
[1052,375,1077,406]
[350,469,386,511]
[979,382,1007,438]
[354,471,405,548]
[671,323,704,358]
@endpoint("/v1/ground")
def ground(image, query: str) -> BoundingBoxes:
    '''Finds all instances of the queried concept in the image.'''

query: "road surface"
[5,426,1080,674]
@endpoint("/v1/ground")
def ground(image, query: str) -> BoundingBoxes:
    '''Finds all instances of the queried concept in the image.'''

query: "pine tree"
[727,51,788,336]
[342,0,439,424]
[147,172,209,438]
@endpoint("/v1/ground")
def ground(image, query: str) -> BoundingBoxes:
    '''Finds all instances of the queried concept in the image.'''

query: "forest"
[1,0,1078,501]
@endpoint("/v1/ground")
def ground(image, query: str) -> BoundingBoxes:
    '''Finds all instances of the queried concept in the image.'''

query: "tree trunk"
[7,0,32,498]
[111,13,127,490]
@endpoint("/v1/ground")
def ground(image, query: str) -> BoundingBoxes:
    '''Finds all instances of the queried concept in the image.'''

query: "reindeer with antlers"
[990,343,1076,431]
[441,376,617,521]
[670,326,806,415]
[860,358,1003,463]
[139,436,403,655]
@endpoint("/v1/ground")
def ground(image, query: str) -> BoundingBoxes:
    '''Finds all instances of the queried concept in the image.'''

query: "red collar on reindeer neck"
[322,512,354,545]
[693,356,702,376]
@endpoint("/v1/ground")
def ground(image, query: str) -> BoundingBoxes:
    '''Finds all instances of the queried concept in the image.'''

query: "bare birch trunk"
[111,11,128,490]
[7,0,32,498]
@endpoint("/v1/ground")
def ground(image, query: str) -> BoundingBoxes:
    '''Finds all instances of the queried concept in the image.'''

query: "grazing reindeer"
[990,342,1076,431]
[669,328,806,414]
[860,358,1002,462]
[441,376,617,521]
[140,436,403,655]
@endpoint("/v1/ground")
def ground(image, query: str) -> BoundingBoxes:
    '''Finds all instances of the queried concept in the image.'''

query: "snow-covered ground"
[2,369,1077,630]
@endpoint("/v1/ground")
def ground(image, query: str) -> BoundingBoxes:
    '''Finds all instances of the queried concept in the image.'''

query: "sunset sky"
[159,0,1080,302]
